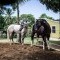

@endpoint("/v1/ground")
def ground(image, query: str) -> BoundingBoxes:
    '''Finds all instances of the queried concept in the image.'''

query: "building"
[46,19,60,39]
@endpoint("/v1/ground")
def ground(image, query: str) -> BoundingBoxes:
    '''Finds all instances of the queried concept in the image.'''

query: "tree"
[20,14,35,27]
[11,16,17,23]
[39,13,53,20]
[0,15,5,30]
[4,8,14,25]
[0,0,30,24]
[0,0,17,14]
[39,0,60,12]
[39,13,47,18]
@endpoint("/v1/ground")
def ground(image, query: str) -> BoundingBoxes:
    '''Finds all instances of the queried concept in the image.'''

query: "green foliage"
[20,14,35,27]
[11,17,17,23]
[4,16,17,30]
[39,13,47,18]
[0,0,30,24]
[3,8,15,30]
[3,8,17,30]
[0,15,5,30]
[39,0,60,12]
[39,13,53,20]
[0,0,30,13]
[5,8,14,16]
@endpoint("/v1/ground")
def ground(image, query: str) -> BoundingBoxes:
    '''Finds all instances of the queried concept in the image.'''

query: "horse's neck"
[22,27,28,31]
[24,27,28,30]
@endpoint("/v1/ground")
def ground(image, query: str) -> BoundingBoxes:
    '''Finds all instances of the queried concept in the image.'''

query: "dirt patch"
[0,43,60,60]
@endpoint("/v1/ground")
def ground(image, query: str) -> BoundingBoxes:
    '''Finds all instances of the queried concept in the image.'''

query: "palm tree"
[0,0,29,24]
[12,0,29,24]
[5,8,14,25]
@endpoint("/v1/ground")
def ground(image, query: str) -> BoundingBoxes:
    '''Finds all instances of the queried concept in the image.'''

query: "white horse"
[7,21,30,45]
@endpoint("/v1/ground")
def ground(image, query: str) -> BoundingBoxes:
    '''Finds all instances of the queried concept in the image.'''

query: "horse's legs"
[7,29,9,39]
[31,32,35,46]
[47,35,50,49]
[11,32,14,43]
[42,36,48,50]
[17,33,21,43]
[21,34,25,45]
[36,33,39,44]
[10,32,14,45]
[19,33,21,43]
[9,33,13,45]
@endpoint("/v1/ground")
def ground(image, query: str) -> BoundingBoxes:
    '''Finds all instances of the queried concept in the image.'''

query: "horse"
[7,20,29,45]
[31,19,51,50]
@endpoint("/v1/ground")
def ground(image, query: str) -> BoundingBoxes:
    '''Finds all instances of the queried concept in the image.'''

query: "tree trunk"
[59,12,60,39]
[17,0,21,42]
[17,0,19,24]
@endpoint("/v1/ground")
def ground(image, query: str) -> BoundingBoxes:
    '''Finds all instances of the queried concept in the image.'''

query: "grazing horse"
[7,21,29,45]
[31,19,51,50]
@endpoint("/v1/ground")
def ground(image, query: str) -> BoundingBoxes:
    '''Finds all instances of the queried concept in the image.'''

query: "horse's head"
[22,20,30,28]
[39,19,51,33]
[39,19,48,26]
[36,19,41,27]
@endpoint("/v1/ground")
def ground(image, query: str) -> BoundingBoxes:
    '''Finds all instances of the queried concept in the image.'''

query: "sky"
[12,0,59,19]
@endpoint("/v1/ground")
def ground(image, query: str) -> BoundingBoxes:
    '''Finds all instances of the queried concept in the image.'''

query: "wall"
[47,20,60,39]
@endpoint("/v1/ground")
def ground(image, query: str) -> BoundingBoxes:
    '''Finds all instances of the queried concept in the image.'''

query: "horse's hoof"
[30,44,33,47]
[43,46,49,51]
[22,43,24,45]
[10,43,12,45]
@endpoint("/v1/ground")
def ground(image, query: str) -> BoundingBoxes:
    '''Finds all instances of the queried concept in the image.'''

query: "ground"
[0,43,60,60]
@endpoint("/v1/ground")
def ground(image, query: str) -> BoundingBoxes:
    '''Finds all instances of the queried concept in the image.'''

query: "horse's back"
[13,25,21,31]
[7,24,21,33]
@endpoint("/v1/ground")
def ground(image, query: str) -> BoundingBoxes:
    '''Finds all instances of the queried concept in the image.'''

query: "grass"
[0,37,60,45]
[0,37,42,45]
[25,37,60,45]
[49,41,60,45]
[24,37,40,45]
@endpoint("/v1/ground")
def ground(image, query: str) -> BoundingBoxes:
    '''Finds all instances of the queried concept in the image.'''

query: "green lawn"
[24,37,40,45]
[24,37,60,45]
[0,37,60,45]
[49,41,60,45]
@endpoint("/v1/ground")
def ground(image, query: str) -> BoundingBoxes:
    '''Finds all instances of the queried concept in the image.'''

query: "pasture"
[0,37,60,45]
[0,37,41,44]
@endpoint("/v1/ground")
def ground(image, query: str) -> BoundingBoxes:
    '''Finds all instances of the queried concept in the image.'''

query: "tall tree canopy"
[0,0,28,5]
[0,0,29,12]
[39,13,53,20]
[20,14,35,27]
[0,15,5,30]
[39,0,60,12]
[0,0,17,5]
[0,0,29,23]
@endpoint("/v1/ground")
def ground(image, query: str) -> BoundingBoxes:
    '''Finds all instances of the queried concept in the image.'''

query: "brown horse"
[31,19,51,50]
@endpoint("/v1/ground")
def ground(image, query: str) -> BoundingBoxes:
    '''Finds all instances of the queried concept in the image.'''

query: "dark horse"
[31,19,51,50]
